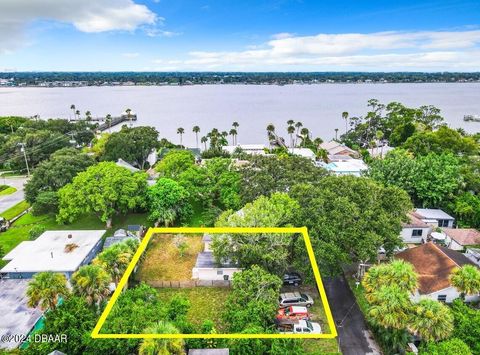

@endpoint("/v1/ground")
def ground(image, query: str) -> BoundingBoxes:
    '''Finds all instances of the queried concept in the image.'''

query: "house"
[287,147,316,160]
[103,229,139,250]
[0,279,43,350]
[223,144,267,155]
[400,212,432,244]
[1,230,105,279]
[316,159,367,176]
[116,158,140,172]
[396,242,480,303]
[192,234,242,281]
[465,247,480,267]
[443,228,480,251]
[412,209,455,228]
[319,141,359,157]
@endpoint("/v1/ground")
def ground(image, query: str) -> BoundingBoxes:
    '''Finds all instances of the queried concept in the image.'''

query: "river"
[0,83,479,146]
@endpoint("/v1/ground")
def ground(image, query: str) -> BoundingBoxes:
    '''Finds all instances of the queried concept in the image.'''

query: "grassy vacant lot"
[0,211,148,268]
[136,234,203,282]
[157,287,230,331]
[0,200,30,220]
[0,185,17,196]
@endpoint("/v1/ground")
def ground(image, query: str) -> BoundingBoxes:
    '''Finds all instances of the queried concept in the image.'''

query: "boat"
[464,115,480,122]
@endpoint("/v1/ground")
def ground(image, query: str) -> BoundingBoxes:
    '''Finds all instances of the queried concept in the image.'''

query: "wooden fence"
[145,280,231,288]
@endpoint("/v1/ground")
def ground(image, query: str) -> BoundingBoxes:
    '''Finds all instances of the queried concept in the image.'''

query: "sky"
[0,0,480,72]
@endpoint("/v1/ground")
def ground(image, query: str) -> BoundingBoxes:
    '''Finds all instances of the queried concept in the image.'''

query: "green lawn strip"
[0,186,17,196]
[302,339,340,354]
[0,200,30,220]
[187,200,205,227]
[156,287,230,332]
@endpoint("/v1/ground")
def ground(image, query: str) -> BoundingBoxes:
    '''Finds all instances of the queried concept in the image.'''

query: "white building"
[465,248,480,267]
[223,144,267,155]
[319,141,359,157]
[413,209,455,228]
[1,230,105,279]
[401,212,432,244]
[317,159,368,176]
[396,242,480,303]
[287,148,316,160]
[192,234,242,281]
[443,228,480,251]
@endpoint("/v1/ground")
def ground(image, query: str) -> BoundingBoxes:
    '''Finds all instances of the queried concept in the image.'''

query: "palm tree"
[368,285,411,329]
[177,127,185,147]
[105,114,112,133]
[287,119,295,126]
[450,265,480,299]
[27,272,69,310]
[232,121,239,144]
[139,321,184,355]
[201,136,208,151]
[342,111,349,134]
[300,127,309,147]
[85,110,92,122]
[192,126,200,149]
[71,265,111,307]
[363,260,418,296]
[294,121,303,146]
[409,299,453,341]
[75,109,81,118]
[287,125,295,148]
[229,128,237,145]
[70,104,76,120]
[93,243,134,284]
[334,128,339,140]
[375,130,384,157]
[125,108,133,127]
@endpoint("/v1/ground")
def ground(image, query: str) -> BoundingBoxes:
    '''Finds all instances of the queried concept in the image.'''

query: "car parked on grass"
[276,306,310,321]
[278,292,314,308]
[283,272,302,286]
[277,319,322,334]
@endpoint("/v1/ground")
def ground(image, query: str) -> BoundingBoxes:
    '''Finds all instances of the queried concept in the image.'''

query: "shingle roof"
[395,242,475,294]
[443,228,480,246]
[403,212,430,228]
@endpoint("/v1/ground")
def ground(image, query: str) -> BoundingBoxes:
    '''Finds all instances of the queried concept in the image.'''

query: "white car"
[278,319,322,334]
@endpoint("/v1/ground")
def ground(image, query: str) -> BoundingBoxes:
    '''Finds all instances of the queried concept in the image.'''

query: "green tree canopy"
[93,239,139,283]
[26,272,69,310]
[409,299,454,342]
[156,149,195,178]
[71,264,111,307]
[57,162,147,227]
[450,265,480,298]
[420,338,472,355]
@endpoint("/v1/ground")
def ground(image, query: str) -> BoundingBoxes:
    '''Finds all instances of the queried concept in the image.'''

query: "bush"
[32,191,59,215]
[167,295,190,321]
[29,224,46,240]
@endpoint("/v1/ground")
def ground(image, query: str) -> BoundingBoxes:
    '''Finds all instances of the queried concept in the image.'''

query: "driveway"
[323,276,381,355]
[0,176,28,215]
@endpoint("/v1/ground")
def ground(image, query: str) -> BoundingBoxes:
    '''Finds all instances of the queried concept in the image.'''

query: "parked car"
[278,292,314,308]
[277,319,321,334]
[283,272,302,286]
[276,306,310,321]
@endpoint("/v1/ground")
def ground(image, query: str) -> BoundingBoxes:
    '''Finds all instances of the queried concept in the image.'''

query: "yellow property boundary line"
[91,227,337,339]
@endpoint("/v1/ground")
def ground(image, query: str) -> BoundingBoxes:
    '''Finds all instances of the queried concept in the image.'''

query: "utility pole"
[18,143,30,176]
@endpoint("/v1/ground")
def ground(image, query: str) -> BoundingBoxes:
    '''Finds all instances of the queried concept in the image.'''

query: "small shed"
[192,252,241,281]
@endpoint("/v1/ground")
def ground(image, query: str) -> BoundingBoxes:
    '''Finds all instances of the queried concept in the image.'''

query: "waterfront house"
[1,230,105,279]
[412,209,455,228]
[319,141,359,158]
[443,228,480,251]
[396,242,480,303]
[287,147,316,160]
[400,212,432,244]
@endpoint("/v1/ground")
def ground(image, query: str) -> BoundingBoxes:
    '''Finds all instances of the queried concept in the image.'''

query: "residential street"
[0,176,27,215]
[323,276,382,355]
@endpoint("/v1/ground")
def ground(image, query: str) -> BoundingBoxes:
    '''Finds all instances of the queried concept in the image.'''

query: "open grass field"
[156,287,230,331]
[0,200,29,220]
[136,234,204,282]
[0,211,148,268]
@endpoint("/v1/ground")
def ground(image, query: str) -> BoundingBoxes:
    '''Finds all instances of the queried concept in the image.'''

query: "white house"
[396,242,480,303]
[287,147,316,160]
[192,234,242,281]
[316,159,367,176]
[413,209,455,228]
[1,230,105,279]
[319,141,359,157]
[223,144,267,155]
[465,247,480,267]
[443,228,480,251]
[400,212,432,244]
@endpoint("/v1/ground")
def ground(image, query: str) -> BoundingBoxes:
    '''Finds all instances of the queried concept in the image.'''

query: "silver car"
[278,292,314,308]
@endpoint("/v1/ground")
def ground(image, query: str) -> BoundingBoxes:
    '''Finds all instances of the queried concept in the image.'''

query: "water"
[0,83,479,146]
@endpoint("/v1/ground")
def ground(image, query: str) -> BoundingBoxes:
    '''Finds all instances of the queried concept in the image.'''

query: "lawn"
[156,287,231,331]
[0,211,149,268]
[0,185,17,196]
[136,234,203,281]
[0,200,30,220]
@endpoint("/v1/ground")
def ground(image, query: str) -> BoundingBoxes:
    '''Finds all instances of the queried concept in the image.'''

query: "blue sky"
[0,0,479,71]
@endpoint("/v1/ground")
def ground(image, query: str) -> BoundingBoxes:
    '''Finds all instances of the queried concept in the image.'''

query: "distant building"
[223,144,267,155]
[396,242,479,303]
[413,209,455,228]
[443,228,480,251]
[320,141,359,157]
[287,147,316,160]
[401,212,432,244]
[1,230,105,279]
[317,159,367,176]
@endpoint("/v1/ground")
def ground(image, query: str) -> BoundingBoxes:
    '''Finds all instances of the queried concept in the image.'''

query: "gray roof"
[415,208,455,220]
[0,279,43,350]
[194,252,237,268]
[189,349,229,355]
[103,235,137,250]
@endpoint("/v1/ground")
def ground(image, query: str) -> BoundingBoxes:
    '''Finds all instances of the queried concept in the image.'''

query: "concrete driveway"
[0,176,28,215]
[323,276,382,355]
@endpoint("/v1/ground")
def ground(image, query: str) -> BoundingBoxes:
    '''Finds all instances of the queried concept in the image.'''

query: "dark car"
[283,272,302,286]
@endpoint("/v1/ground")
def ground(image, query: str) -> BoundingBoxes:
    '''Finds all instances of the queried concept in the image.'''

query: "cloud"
[122,52,140,58]
[180,30,480,71]
[0,0,157,54]
[145,28,181,37]
[271,32,295,40]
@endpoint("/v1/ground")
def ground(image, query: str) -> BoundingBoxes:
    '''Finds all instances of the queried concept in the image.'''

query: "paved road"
[0,176,27,215]
[323,276,381,355]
